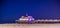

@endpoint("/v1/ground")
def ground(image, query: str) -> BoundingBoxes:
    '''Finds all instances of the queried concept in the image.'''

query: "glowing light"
[28,18,32,21]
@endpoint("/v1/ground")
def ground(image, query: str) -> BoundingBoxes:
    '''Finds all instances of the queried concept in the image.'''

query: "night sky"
[0,0,60,23]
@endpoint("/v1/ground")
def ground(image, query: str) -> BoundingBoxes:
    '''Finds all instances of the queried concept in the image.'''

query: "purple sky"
[0,0,60,23]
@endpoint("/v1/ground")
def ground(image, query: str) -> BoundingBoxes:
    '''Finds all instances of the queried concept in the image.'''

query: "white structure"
[16,13,35,23]
[19,16,34,21]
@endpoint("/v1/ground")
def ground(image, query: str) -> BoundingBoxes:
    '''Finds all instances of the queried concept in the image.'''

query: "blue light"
[28,18,32,21]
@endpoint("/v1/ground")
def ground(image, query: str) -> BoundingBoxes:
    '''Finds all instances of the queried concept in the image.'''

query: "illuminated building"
[16,13,35,24]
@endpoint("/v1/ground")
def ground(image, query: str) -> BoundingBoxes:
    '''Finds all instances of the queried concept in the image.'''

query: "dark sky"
[0,0,60,23]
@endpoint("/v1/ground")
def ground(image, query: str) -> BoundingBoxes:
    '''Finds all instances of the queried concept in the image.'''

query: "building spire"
[26,13,28,16]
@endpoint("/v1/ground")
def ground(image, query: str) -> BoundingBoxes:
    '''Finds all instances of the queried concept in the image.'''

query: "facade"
[16,14,35,24]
